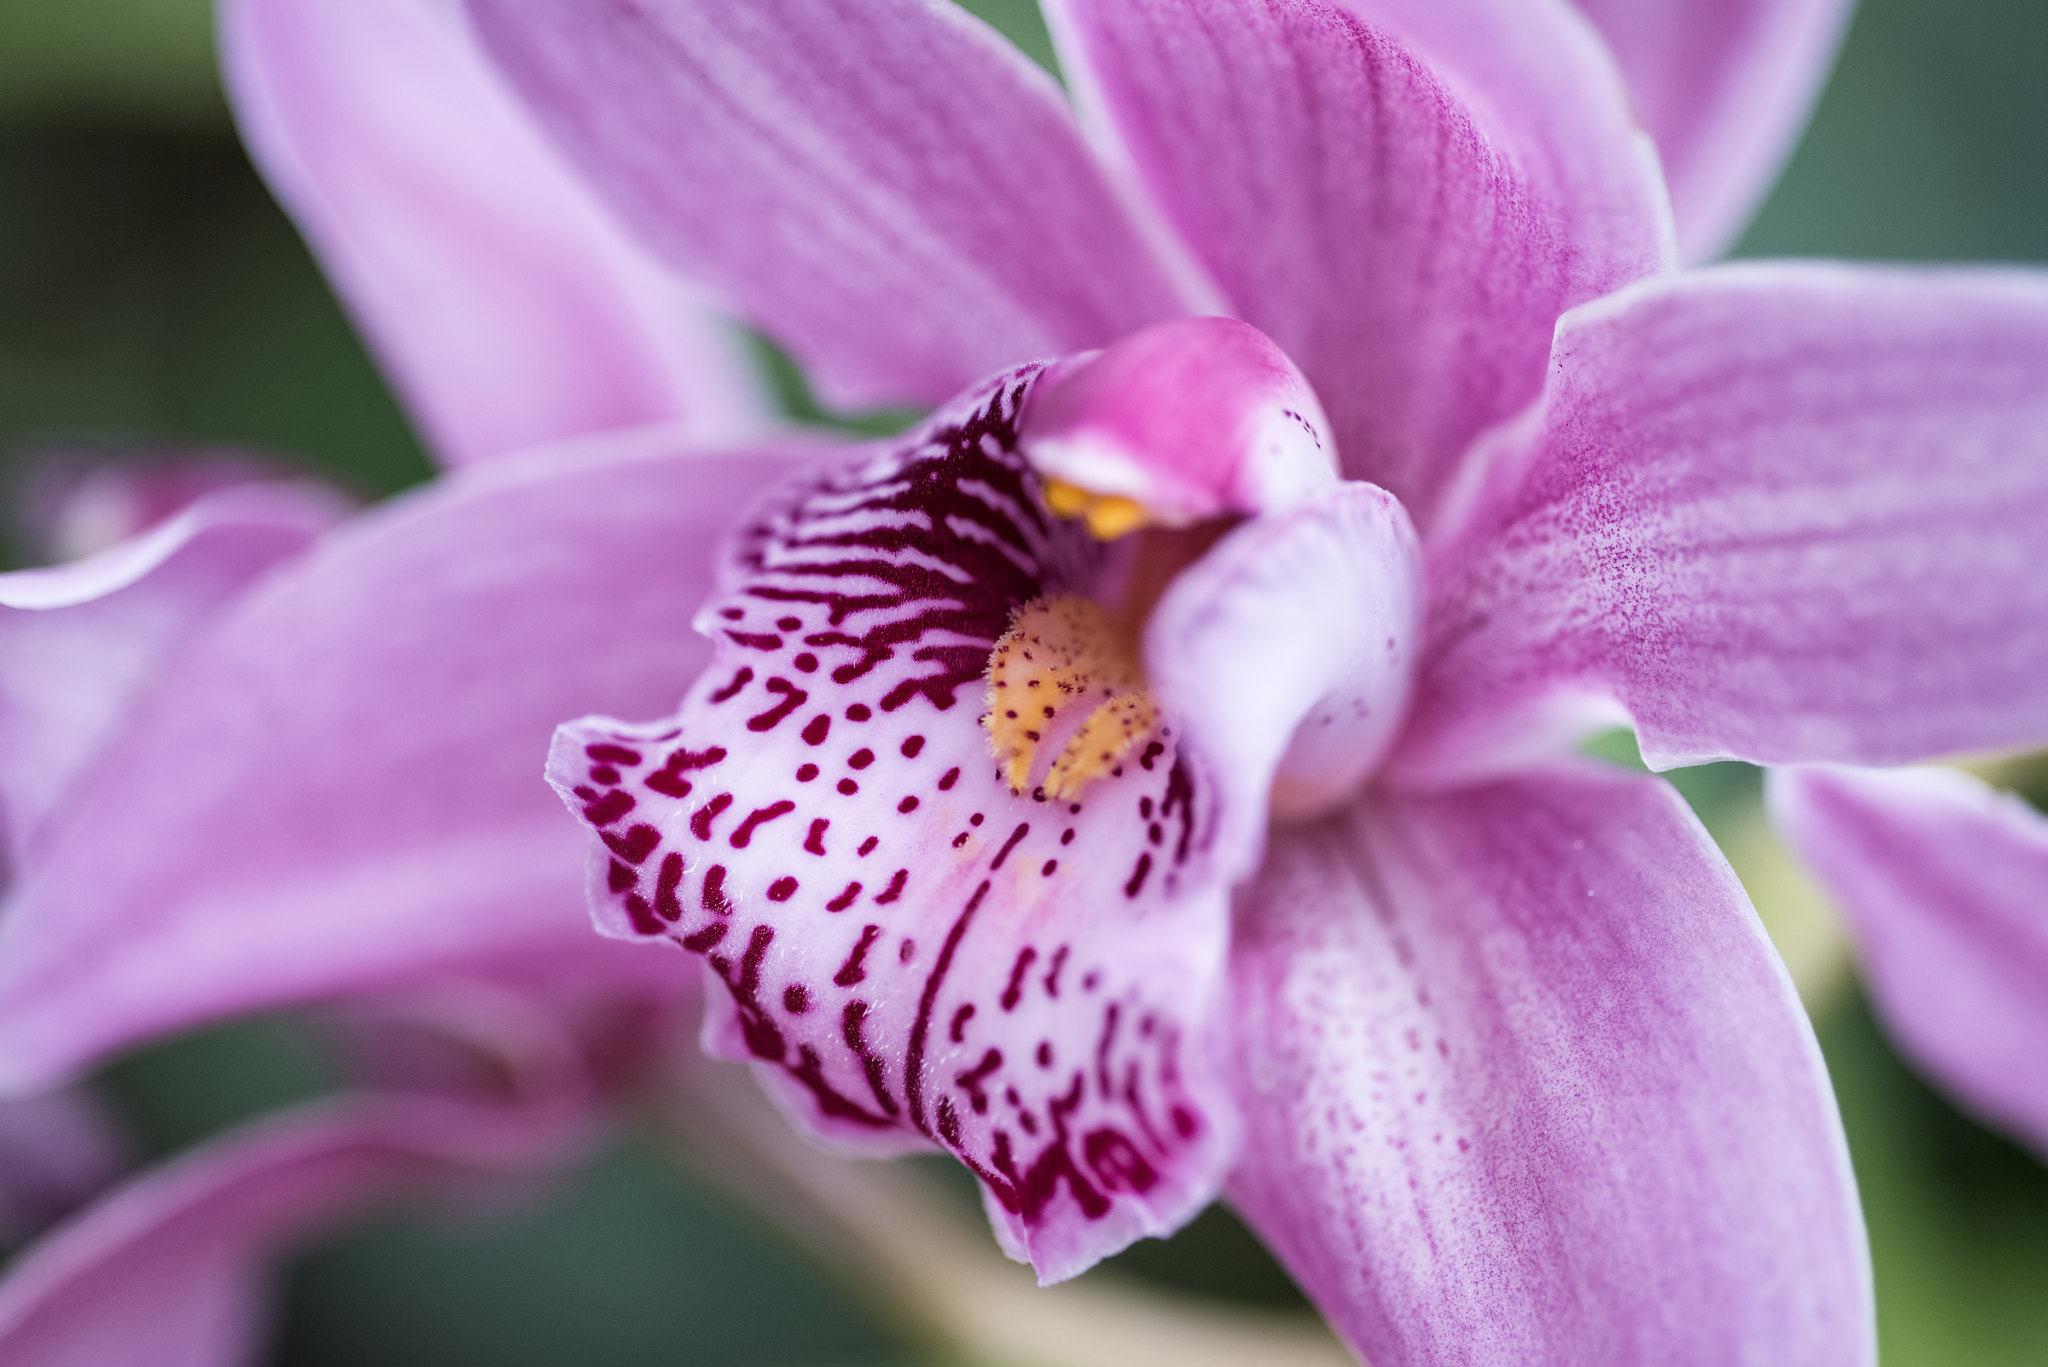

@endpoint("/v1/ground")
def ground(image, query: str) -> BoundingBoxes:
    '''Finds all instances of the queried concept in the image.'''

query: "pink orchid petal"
[1019,317,1338,526]
[0,482,345,863]
[0,1096,580,1367]
[464,0,1189,414]
[0,433,814,1092]
[1145,483,1421,829]
[1769,764,2048,1156]
[1043,0,1673,527]
[1227,764,1872,1366]
[1405,264,2048,780]
[222,0,768,468]
[550,374,1266,1280]
[1572,0,1854,261]
[0,1090,128,1246]
[19,452,301,564]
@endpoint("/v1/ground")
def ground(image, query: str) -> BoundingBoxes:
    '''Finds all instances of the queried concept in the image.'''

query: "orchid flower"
[2,0,2044,1362]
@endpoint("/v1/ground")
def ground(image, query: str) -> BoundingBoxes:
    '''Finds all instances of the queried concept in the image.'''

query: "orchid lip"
[546,322,1417,1277]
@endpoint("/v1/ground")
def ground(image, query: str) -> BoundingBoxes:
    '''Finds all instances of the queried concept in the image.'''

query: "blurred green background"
[3,0,2046,1361]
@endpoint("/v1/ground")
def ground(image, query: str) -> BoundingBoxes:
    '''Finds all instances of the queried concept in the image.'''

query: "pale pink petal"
[1572,0,1853,261]
[465,0,1189,414]
[1043,0,1673,527]
[1769,765,2048,1156]
[0,432,815,1092]
[222,0,769,468]
[1404,264,2048,781]
[0,1096,580,1367]
[1019,317,1338,526]
[1228,765,1872,1366]
[0,482,344,863]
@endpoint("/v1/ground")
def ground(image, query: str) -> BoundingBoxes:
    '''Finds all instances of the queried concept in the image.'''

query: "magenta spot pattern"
[549,370,1231,1255]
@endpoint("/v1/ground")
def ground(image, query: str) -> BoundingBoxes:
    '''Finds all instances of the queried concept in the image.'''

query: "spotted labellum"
[550,319,1414,1276]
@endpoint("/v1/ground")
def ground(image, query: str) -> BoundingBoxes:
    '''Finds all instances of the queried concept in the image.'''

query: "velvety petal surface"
[1572,0,1853,261]
[467,0,1189,414]
[546,370,1420,1279]
[0,1096,578,1367]
[0,432,811,1092]
[1770,764,2048,1155]
[1045,0,1673,526]
[1226,764,1872,1366]
[1405,264,2048,780]
[0,482,343,863]
[222,0,767,467]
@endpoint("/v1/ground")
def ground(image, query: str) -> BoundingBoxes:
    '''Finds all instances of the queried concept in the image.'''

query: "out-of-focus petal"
[465,0,1189,414]
[0,482,344,862]
[1044,0,1672,528]
[1403,264,2048,781]
[0,1090,128,1246]
[1571,0,1853,262]
[0,1096,580,1367]
[0,430,816,1093]
[16,452,298,564]
[222,0,769,468]
[1227,765,1872,1366]
[1769,764,2048,1156]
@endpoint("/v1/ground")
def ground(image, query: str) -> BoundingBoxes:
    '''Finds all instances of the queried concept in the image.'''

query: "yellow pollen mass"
[983,595,1159,801]
[1041,477,1152,541]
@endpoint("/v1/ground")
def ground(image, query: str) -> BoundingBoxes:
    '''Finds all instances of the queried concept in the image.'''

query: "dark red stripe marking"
[730,799,796,848]
[906,880,992,1136]
[702,864,733,914]
[834,924,884,986]
[655,852,684,922]
[747,678,807,732]
[601,823,659,865]
[690,793,734,841]
[1001,947,1037,1011]
[990,822,1029,870]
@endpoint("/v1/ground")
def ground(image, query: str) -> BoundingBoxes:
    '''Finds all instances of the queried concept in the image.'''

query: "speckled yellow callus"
[983,595,1158,801]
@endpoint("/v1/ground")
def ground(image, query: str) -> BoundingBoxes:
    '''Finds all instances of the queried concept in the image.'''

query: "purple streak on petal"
[1019,317,1338,525]
[1770,764,2048,1156]
[0,1096,578,1367]
[1227,765,1872,1366]
[0,434,814,1092]
[549,374,1256,1281]
[0,482,344,865]
[465,0,1188,414]
[222,0,768,468]
[1045,0,1672,528]
[1404,264,2048,781]
[1572,0,1853,261]
[1146,482,1420,833]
